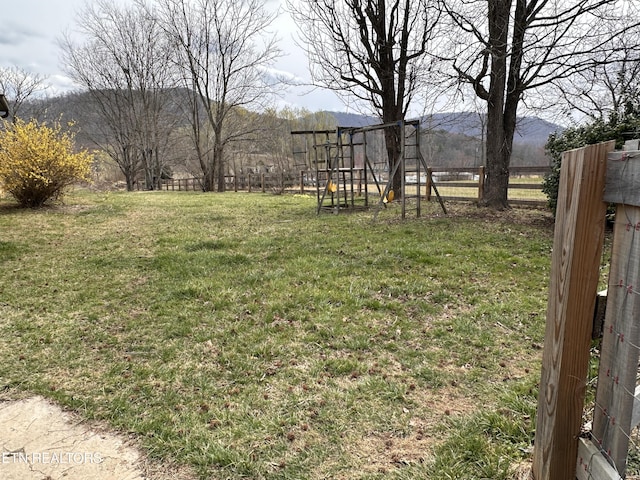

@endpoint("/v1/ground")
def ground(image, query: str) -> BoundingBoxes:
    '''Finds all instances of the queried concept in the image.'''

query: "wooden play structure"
[290,119,445,217]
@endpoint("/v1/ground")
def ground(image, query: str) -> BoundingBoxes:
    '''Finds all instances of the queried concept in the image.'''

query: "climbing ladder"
[374,120,446,218]
[291,127,379,213]
[291,120,446,217]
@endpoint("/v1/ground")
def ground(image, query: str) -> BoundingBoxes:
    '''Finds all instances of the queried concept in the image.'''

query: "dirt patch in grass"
[510,461,534,479]
[346,385,478,475]
[378,202,554,230]
[441,204,555,229]
[349,430,434,475]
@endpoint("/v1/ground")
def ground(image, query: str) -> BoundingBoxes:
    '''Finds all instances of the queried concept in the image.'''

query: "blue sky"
[0,0,346,112]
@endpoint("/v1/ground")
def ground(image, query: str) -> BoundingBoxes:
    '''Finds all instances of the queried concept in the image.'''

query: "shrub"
[0,119,92,207]
[542,113,640,214]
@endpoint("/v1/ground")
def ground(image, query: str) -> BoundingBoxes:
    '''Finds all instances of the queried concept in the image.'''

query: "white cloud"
[0,0,85,82]
[0,0,343,112]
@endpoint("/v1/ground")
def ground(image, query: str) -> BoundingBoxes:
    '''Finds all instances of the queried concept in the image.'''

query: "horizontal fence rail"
[426,166,550,206]
[156,166,551,206]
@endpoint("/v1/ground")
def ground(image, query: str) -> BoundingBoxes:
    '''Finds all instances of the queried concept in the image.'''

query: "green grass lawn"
[0,190,554,479]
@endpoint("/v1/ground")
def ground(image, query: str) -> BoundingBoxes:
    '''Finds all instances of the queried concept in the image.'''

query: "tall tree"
[288,0,441,198]
[60,0,177,191]
[154,0,281,192]
[440,0,640,209]
[0,66,48,122]
[553,23,640,122]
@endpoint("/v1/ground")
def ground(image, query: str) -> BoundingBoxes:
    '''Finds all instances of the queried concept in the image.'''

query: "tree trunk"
[119,147,137,192]
[214,136,225,192]
[143,150,155,190]
[216,158,226,192]
[383,125,402,199]
[382,97,403,200]
[482,131,510,209]
[202,163,215,192]
[125,174,135,192]
[153,149,163,191]
[481,0,511,210]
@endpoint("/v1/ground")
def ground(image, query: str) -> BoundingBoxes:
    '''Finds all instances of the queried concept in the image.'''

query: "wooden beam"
[604,151,640,206]
[576,438,622,480]
[631,385,640,429]
[532,141,615,480]
[592,203,640,475]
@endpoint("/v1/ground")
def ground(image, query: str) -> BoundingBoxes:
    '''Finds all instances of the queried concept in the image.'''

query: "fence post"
[300,170,304,194]
[426,168,433,202]
[478,166,485,202]
[532,141,615,480]
[586,149,640,476]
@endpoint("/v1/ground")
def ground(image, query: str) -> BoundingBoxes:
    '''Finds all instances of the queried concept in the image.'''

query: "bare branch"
[153,0,282,191]
[439,0,640,208]
[0,66,49,121]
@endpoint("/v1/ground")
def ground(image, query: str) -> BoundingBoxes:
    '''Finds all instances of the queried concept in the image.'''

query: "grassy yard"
[0,190,554,479]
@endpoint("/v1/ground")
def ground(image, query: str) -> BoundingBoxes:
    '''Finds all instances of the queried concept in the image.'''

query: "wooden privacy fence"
[532,140,640,480]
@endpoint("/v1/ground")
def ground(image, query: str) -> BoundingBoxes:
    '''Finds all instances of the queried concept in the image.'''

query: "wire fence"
[573,148,640,480]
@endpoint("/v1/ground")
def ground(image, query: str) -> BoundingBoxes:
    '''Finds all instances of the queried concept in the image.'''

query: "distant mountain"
[327,111,380,128]
[326,110,563,147]
[424,112,563,147]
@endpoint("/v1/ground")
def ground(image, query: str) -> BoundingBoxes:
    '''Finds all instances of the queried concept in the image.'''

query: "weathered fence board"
[591,202,640,475]
[532,141,615,480]
[576,438,623,480]
[604,151,640,206]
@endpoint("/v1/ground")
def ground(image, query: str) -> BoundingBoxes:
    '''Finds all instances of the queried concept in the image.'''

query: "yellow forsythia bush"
[0,119,92,207]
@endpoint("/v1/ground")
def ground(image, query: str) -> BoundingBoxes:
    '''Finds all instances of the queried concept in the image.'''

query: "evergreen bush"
[543,113,640,214]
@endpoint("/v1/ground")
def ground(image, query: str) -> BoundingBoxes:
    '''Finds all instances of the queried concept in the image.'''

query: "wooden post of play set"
[532,141,615,480]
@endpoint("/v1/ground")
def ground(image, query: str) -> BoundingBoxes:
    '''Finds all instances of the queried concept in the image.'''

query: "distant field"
[424,176,546,203]
[0,191,554,479]
[313,176,547,207]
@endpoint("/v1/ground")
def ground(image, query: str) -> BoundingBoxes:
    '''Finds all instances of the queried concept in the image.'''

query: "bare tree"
[60,0,177,191]
[154,0,281,192]
[0,66,49,121]
[288,0,441,198]
[552,22,640,122]
[440,0,640,209]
